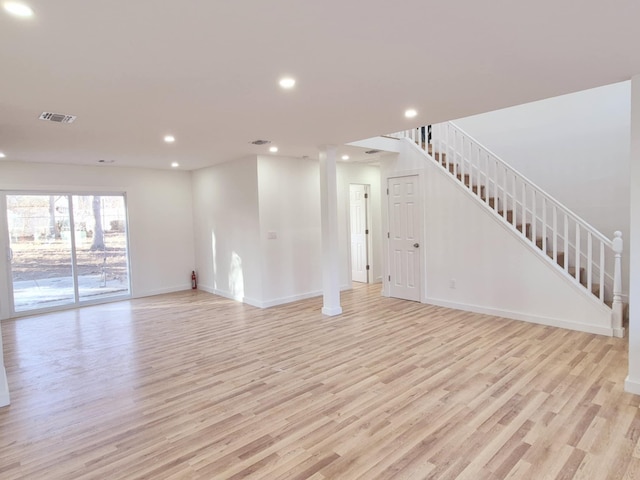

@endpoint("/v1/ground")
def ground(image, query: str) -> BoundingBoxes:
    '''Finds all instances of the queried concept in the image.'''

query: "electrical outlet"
[449,279,456,289]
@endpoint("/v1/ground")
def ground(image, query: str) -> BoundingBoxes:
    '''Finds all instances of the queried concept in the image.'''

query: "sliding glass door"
[7,195,75,311]
[5,192,130,314]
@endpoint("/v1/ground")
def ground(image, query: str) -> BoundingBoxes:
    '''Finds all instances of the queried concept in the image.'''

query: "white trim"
[0,366,9,407]
[425,296,615,336]
[322,306,343,316]
[261,291,323,308]
[133,284,192,298]
[198,284,352,309]
[625,377,640,395]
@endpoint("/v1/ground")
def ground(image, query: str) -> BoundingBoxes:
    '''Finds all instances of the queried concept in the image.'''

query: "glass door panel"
[7,194,75,312]
[73,195,130,301]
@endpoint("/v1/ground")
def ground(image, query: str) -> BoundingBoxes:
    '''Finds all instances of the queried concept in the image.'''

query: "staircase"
[392,122,625,337]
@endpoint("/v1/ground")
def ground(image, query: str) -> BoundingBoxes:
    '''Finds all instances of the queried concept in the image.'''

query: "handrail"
[392,122,623,335]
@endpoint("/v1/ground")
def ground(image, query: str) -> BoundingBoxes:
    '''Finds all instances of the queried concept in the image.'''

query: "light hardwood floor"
[0,284,637,479]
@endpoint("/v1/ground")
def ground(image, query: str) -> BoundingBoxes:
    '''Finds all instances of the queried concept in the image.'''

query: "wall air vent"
[39,112,77,124]
[365,149,381,154]
[250,139,271,145]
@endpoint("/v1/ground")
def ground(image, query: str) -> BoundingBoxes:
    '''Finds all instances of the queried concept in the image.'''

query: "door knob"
[413,243,420,248]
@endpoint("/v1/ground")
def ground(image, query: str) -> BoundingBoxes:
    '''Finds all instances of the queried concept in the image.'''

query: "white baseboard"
[197,285,353,309]
[261,290,322,308]
[625,376,640,396]
[424,297,615,337]
[133,284,192,298]
[196,284,215,294]
[322,306,343,316]
[0,366,9,407]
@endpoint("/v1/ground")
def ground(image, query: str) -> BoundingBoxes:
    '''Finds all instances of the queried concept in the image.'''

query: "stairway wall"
[381,141,613,335]
[453,81,630,299]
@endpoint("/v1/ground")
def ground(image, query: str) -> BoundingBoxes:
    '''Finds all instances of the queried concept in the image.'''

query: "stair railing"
[394,122,623,331]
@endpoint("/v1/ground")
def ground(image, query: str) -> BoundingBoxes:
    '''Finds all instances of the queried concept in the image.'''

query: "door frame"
[1,190,133,318]
[385,173,424,302]
[348,183,372,284]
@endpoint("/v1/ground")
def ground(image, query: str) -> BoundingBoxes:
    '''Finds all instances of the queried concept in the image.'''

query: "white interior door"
[350,184,369,283]
[388,175,421,301]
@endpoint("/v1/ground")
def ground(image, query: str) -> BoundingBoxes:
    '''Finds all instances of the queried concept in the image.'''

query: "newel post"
[612,231,624,337]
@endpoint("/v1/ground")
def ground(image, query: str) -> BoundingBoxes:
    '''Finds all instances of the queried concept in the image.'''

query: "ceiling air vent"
[250,139,271,145]
[39,112,77,124]
[365,149,381,155]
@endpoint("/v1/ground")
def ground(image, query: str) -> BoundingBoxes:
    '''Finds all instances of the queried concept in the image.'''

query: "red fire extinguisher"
[191,270,197,290]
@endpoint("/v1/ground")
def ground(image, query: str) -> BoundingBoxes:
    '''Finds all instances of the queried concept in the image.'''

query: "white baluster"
[563,215,569,270]
[502,166,507,221]
[451,128,456,177]
[474,145,479,199]
[542,196,547,254]
[485,152,490,206]
[552,205,556,262]
[522,182,527,239]
[587,232,592,291]
[599,241,605,302]
[460,134,465,188]
[494,158,499,210]
[511,172,517,227]
[612,231,624,337]
[575,223,581,283]
[468,141,473,193]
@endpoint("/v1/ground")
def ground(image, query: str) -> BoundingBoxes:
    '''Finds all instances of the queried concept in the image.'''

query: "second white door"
[388,175,421,301]
[350,184,369,283]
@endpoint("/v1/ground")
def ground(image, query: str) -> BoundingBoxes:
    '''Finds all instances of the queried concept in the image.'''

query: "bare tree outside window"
[90,196,105,251]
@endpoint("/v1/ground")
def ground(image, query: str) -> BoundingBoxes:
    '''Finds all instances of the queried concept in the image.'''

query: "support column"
[626,74,640,394]
[319,146,342,316]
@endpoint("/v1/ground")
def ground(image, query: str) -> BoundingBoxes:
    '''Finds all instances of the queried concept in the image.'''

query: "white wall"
[191,157,263,305]
[453,81,631,296]
[0,161,195,314]
[626,75,640,394]
[0,161,195,407]
[380,140,613,335]
[337,162,383,284]
[193,155,383,308]
[257,155,322,306]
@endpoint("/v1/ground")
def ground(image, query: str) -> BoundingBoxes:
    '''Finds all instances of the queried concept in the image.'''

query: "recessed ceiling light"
[98,159,114,164]
[279,77,296,89]
[171,162,180,168]
[404,109,418,118]
[0,152,5,158]
[341,155,350,161]
[164,135,175,143]
[3,2,33,17]
[269,146,278,153]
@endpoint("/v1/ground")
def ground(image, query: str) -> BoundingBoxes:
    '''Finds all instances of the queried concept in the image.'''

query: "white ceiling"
[1,0,640,170]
